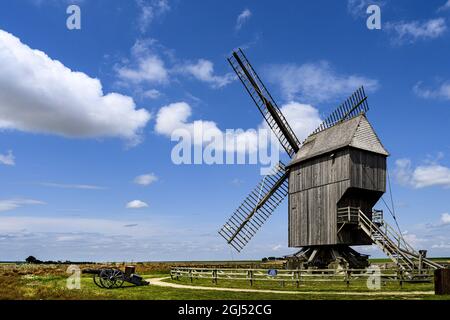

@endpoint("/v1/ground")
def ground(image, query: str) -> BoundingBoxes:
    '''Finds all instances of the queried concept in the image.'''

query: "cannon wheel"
[93,273,103,288]
[98,268,125,289]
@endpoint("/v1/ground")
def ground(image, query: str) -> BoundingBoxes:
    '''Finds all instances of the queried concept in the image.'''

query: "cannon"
[83,266,149,289]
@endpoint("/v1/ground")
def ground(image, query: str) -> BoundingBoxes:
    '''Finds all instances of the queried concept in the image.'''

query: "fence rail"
[170,267,434,288]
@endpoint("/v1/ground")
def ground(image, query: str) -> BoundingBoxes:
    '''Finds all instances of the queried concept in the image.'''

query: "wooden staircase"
[338,207,443,273]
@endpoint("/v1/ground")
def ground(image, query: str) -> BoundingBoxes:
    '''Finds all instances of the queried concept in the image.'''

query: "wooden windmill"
[219,49,442,271]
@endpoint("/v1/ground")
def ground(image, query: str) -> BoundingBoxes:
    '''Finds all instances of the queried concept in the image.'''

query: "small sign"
[267,269,278,277]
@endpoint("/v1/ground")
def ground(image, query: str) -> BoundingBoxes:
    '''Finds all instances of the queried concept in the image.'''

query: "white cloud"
[39,183,106,190]
[117,55,168,84]
[134,173,158,186]
[155,101,321,153]
[0,150,15,166]
[143,89,161,99]
[440,213,450,225]
[117,39,232,90]
[0,199,45,212]
[347,0,384,18]
[116,39,169,86]
[176,59,235,88]
[0,29,151,145]
[386,18,447,44]
[235,9,252,30]
[271,244,282,251]
[395,158,450,189]
[432,243,450,249]
[438,0,450,12]
[136,0,171,33]
[155,101,255,151]
[413,81,450,101]
[155,102,193,136]
[126,200,149,209]
[402,231,425,247]
[270,102,322,141]
[265,61,379,103]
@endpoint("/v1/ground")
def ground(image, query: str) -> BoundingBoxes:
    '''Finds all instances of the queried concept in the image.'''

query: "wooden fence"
[170,267,434,288]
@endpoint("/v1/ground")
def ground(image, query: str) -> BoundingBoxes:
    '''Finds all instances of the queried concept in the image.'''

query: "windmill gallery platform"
[218,49,443,274]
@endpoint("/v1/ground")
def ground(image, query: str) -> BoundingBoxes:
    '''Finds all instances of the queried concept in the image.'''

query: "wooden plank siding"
[349,149,386,193]
[288,147,387,247]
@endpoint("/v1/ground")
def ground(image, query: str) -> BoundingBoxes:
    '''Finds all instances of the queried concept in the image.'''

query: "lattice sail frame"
[218,163,289,252]
[228,49,301,158]
[309,86,369,137]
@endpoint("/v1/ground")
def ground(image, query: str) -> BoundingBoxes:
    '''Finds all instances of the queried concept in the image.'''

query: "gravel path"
[148,277,434,296]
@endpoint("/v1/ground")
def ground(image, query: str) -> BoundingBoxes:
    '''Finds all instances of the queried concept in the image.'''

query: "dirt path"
[148,277,434,296]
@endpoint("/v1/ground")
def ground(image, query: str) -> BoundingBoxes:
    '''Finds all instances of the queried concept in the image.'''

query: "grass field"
[0,262,449,300]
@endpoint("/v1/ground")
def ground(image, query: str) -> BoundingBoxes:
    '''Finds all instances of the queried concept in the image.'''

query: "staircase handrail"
[358,209,443,270]
[357,210,416,269]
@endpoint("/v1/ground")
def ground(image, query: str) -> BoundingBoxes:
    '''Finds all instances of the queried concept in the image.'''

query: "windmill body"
[219,49,442,271]
[288,114,388,247]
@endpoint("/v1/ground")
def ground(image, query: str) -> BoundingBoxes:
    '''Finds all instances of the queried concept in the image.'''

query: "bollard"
[435,269,450,295]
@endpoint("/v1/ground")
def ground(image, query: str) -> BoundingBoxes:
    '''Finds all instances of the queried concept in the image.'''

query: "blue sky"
[0,0,449,261]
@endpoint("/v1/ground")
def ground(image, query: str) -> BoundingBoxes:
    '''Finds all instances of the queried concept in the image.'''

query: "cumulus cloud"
[235,9,252,30]
[0,150,15,166]
[395,158,450,189]
[116,38,169,86]
[176,59,235,88]
[270,102,322,141]
[0,199,45,212]
[155,102,258,152]
[134,173,158,186]
[385,18,447,44]
[0,29,151,145]
[413,81,450,101]
[117,39,233,90]
[126,200,149,209]
[265,61,379,103]
[155,101,321,154]
[117,56,168,84]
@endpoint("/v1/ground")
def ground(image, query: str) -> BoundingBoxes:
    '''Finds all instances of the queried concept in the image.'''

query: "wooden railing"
[170,267,433,287]
[337,207,360,224]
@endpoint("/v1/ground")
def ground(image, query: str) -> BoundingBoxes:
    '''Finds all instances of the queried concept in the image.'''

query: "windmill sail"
[218,162,289,252]
[228,49,301,158]
[309,86,369,137]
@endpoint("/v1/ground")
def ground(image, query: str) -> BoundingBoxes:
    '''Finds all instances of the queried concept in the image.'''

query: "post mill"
[218,49,443,272]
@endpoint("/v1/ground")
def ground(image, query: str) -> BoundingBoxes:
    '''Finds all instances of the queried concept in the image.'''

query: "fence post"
[213,269,217,284]
[399,269,403,288]
[189,269,193,283]
[295,270,299,288]
[346,269,350,288]
[248,270,253,286]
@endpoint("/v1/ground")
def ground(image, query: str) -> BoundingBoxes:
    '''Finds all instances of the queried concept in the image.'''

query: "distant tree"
[25,256,41,264]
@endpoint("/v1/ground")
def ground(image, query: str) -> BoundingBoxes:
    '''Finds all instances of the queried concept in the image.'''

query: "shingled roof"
[288,114,389,166]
